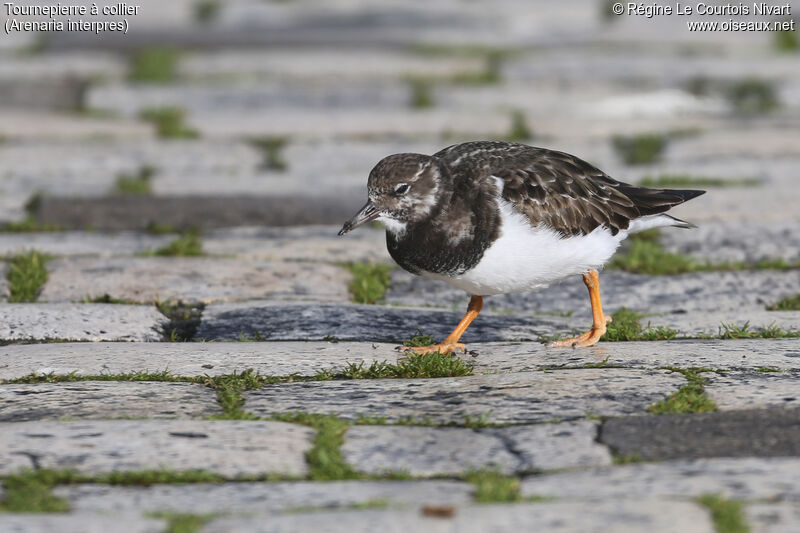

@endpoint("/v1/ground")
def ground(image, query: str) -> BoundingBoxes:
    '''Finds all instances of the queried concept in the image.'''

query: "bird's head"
[338,153,449,236]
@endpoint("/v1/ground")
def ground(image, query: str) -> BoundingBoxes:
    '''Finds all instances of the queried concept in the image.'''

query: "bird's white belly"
[422,199,625,296]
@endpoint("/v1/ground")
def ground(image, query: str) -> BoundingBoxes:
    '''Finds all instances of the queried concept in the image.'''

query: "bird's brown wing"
[437,141,702,237]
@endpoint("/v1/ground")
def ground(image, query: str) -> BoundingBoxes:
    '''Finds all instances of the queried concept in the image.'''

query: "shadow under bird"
[339,141,705,353]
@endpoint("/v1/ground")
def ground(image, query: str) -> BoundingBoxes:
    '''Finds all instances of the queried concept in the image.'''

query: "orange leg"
[547,269,611,349]
[407,295,483,355]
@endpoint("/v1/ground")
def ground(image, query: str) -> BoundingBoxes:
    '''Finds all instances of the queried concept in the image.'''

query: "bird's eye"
[395,184,410,195]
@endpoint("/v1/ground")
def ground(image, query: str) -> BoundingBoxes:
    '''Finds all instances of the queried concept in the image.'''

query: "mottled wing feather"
[436,141,700,237]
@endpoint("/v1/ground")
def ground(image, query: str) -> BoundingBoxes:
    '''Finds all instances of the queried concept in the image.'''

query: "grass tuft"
[403,330,436,347]
[6,250,49,302]
[346,263,391,304]
[639,174,759,188]
[612,133,667,165]
[321,352,474,380]
[0,218,62,232]
[504,110,533,142]
[727,78,779,114]
[271,413,360,481]
[129,48,179,83]
[249,136,289,171]
[648,367,717,414]
[140,107,199,139]
[193,0,221,24]
[408,78,435,109]
[767,294,800,311]
[716,322,800,339]
[603,308,679,342]
[205,370,263,420]
[148,231,203,257]
[114,165,156,195]
[154,512,214,533]
[774,20,798,51]
[609,239,697,275]
[0,470,70,512]
[466,470,521,503]
[698,494,750,533]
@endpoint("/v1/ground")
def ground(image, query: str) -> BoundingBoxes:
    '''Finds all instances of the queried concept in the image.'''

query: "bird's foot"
[547,316,612,349]
[404,342,466,355]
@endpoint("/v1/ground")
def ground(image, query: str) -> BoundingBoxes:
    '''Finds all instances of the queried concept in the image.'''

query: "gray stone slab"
[342,421,610,476]
[0,420,312,477]
[57,480,473,515]
[0,341,401,380]
[747,503,800,533]
[705,372,800,410]
[244,369,684,424]
[0,381,220,422]
[40,257,350,304]
[0,303,166,342]
[0,110,151,141]
[33,194,364,231]
[520,457,800,502]
[0,232,174,257]
[203,500,713,533]
[0,515,164,533]
[203,225,391,264]
[196,302,572,342]
[600,408,800,461]
[386,269,800,318]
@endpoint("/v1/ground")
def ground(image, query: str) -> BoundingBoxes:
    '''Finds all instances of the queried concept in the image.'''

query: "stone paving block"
[0,232,174,257]
[705,372,800,411]
[202,500,714,533]
[0,341,400,380]
[244,369,684,424]
[57,480,473,515]
[600,408,800,461]
[203,225,390,264]
[342,421,610,476]
[0,382,221,422]
[520,457,800,502]
[747,503,800,533]
[386,269,800,318]
[40,257,351,304]
[196,301,572,342]
[0,110,151,141]
[0,303,166,342]
[0,515,165,533]
[0,420,313,477]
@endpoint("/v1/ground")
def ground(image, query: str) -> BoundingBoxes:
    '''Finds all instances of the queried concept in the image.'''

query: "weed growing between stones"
[726,78,779,114]
[271,413,361,481]
[205,370,265,420]
[408,78,435,109]
[317,351,474,380]
[602,308,679,342]
[451,50,505,85]
[129,47,179,83]
[346,262,392,304]
[147,232,204,257]
[767,294,800,311]
[3,369,201,385]
[81,293,143,304]
[193,0,221,24]
[504,110,533,142]
[0,218,62,232]
[774,21,798,51]
[6,250,49,302]
[249,136,289,171]
[698,494,750,533]
[114,165,157,195]
[156,300,205,341]
[151,512,215,533]
[714,322,800,339]
[756,367,782,373]
[403,330,436,347]
[611,452,644,465]
[0,470,71,512]
[648,367,717,415]
[140,107,200,139]
[465,470,521,503]
[612,133,668,165]
[639,174,761,188]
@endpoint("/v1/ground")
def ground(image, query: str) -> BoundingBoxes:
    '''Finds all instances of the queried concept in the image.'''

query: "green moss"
[140,107,199,139]
[466,470,521,503]
[612,133,668,165]
[249,136,289,171]
[114,165,156,195]
[346,263,391,304]
[727,78,779,114]
[639,174,760,188]
[767,294,800,311]
[504,110,533,142]
[271,413,360,481]
[148,231,203,257]
[129,48,179,83]
[408,78,435,109]
[6,250,49,302]
[648,367,717,414]
[603,308,679,342]
[0,470,70,512]
[698,494,750,533]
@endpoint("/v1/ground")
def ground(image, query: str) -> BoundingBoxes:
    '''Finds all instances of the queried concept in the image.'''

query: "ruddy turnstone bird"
[338,141,705,352]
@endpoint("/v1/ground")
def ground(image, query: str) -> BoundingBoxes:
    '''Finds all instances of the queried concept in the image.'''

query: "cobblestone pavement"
[0,1,799,532]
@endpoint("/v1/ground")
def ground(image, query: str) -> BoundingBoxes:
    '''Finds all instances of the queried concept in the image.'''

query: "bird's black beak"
[338,200,380,236]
